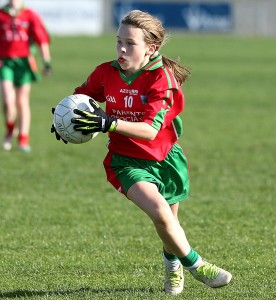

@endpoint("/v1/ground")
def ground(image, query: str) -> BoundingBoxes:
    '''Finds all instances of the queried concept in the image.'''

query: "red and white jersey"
[0,5,49,58]
[74,56,185,161]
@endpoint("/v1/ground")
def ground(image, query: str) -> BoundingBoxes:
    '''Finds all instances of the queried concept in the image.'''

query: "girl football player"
[0,0,51,152]
[52,10,232,295]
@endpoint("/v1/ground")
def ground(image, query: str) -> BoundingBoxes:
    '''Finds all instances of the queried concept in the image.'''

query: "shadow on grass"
[0,287,155,298]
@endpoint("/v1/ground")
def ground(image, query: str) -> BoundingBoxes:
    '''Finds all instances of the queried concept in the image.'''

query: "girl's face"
[116,24,155,76]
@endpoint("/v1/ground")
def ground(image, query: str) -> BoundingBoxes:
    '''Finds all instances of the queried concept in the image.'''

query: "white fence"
[0,0,275,36]
[25,0,104,36]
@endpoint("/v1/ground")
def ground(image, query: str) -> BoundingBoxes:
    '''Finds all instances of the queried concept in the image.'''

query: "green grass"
[0,34,275,299]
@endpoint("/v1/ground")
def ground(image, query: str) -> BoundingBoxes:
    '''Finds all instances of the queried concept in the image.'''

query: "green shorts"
[103,143,190,204]
[0,57,38,87]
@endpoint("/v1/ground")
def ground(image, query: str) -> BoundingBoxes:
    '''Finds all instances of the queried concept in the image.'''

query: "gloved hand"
[72,99,118,134]
[43,61,52,76]
[50,107,68,144]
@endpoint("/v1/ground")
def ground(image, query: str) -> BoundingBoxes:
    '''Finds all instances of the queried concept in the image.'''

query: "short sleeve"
[143,68,184,130]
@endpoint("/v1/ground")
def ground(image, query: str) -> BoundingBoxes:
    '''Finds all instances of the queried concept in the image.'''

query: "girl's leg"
[0,80,17,150]
[127,181,191,258]
[170,202,179,219]
[16,83,32,150]
[162,202,185,294]
[127,181,232,291]
[164,202,180,254]
[127,182,190,295]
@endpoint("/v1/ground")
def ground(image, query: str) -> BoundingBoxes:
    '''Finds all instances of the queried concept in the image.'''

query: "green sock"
[178,248,201,268]
[163,248,178,261]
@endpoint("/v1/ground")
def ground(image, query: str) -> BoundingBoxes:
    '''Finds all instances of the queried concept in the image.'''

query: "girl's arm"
[115,119,158,141]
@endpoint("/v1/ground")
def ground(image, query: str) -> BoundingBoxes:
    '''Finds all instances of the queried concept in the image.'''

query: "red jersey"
[74,56,185,161]
[0,5,49,58]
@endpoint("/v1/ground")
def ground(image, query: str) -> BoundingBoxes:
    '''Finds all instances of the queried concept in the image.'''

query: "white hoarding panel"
[25,0,103,36]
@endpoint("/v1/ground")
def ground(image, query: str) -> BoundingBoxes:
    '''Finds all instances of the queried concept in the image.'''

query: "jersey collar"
[111,55,163,72]
[142,55,163,71]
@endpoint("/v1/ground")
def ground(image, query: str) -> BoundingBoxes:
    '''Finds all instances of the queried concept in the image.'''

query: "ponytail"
[162,56,191,86]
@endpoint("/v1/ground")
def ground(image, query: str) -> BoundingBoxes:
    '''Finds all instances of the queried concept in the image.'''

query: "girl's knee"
[151,203,174,227]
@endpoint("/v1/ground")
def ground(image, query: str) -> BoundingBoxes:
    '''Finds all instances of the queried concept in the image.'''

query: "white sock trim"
[163,253,181,272]
[184,255,203,270]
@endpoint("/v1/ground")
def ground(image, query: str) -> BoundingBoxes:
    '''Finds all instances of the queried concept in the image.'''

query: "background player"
[0,0,51,152]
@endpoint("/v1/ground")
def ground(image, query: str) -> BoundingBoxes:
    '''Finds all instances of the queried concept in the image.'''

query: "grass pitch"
[0,34,275,299]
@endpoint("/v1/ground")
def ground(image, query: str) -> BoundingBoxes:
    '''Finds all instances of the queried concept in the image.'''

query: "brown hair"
[121,10,191,85]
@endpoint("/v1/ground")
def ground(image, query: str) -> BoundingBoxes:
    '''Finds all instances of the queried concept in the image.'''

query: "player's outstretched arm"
[72,99,158,140]
[114,120,158,141]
